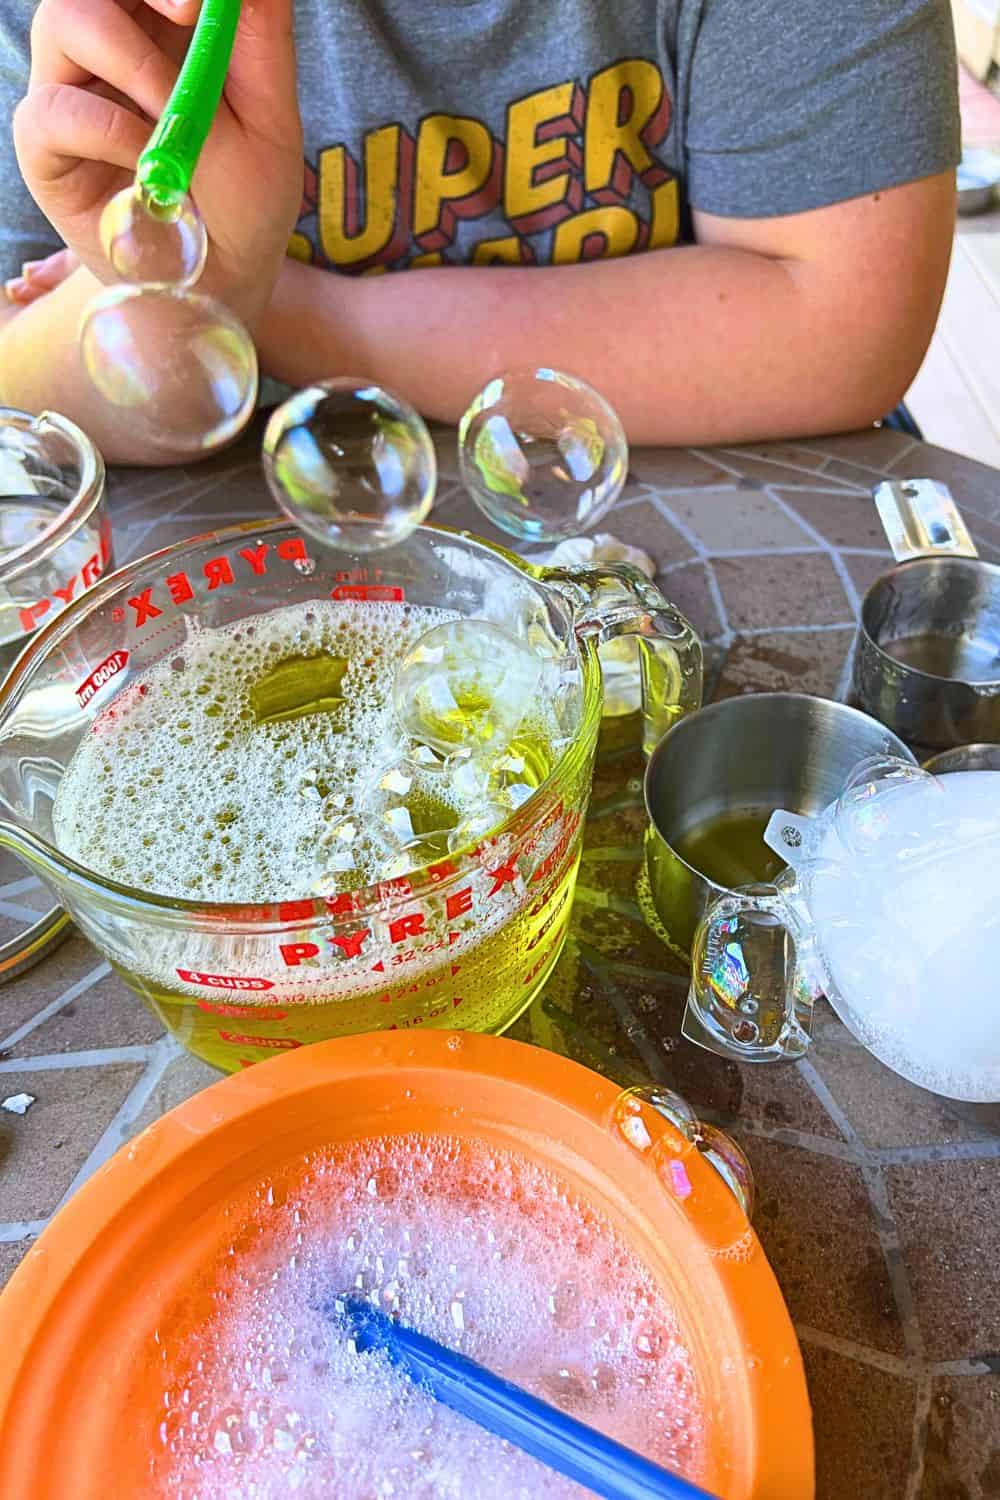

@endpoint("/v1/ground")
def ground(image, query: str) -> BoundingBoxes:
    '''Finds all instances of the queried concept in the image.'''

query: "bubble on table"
[263,379,437,554]
[79,286,259,454]
[457,368,628,542]
[100,185,208,290]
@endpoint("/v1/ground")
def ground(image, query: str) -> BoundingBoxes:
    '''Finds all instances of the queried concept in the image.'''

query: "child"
[0,0,960,463]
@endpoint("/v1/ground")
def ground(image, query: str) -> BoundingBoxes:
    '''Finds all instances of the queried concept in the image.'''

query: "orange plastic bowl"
[0,1032,813,1497]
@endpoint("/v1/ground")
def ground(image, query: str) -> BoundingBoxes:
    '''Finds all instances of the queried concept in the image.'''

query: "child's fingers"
[226,0,300,148]
[29,0,179,124]
[24,247,80,290]
[14,83,149,188]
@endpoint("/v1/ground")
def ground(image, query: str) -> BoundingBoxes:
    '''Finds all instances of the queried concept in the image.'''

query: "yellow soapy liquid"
[53,600,591,1069]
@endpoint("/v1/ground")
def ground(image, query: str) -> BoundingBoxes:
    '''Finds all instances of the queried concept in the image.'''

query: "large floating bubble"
[79,285,259,453]
[100,185,208,290]
[263,379,437,553]
[457,368,628,543]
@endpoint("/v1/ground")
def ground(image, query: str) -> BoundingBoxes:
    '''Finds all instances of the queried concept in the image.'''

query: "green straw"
[135,0,243,208]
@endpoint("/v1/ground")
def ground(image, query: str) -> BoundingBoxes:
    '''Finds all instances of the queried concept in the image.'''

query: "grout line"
[701,1111,862,1166]
[0,1219,49,1245]
[903,1375,933,1500]
[862,1163,926,1362]
[647,493,708,558]
[0,1043,158,1073]
[0,875,44,900]
[0,961,111,1053]
[0,899,50,923]
[875,1138,1000,1165]
[796,1058,860,1144]
[735,621,857,637]
[766,487,863,617]
[696,545,826,559]
[794,1323,913,1378]
[53,1035,183,1210]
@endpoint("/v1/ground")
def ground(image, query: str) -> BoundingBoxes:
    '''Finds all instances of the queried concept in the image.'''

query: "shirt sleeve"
[681,0,961,219]
[0,8,62,283]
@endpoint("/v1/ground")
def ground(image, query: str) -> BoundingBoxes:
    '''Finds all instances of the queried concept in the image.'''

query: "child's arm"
[256,170,954,446]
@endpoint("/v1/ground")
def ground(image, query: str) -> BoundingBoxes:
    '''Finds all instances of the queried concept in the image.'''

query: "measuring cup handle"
[540,563,703,755]
[682,883,817,1064]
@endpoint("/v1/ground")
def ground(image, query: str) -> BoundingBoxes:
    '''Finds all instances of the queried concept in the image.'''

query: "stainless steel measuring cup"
[850,479,1000,749]
[642,692,914,957]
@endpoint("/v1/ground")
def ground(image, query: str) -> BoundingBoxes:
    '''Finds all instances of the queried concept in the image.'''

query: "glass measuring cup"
[0,408,113,979]
[0,520,701,1070]
[0,408,111,680]
[681,757,1000,1102]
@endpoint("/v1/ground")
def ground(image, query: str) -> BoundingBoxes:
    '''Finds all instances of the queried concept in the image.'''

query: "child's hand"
[13,0,303,330]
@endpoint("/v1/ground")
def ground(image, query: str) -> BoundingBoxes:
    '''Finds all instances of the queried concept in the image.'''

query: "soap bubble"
[263,379,436,553]
[100,185,208,290]
[834,755,938,861]
[457,368,628,542]
[393,619,542,755]
[79,285,258,453]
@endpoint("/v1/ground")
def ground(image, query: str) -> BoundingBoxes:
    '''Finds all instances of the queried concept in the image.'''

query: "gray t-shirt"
[0,0,959,282]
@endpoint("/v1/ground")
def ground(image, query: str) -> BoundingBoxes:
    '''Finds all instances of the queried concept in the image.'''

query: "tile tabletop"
[1,420,998,1498]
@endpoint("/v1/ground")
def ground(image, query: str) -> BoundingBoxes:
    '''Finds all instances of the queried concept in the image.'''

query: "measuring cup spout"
[540,564,703,755]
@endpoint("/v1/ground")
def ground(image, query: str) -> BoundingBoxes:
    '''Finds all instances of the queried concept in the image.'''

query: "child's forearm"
[258,176,952,447]
[0,269,199,466]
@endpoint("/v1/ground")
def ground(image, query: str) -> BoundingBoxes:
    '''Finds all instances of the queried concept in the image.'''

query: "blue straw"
[337,1295,720,1500]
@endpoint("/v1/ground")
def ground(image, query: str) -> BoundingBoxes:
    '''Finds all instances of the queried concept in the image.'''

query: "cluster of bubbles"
[314,616,561,891]
[79,185,258,453]
[265,367,630,555]
[151,1134,705,1496]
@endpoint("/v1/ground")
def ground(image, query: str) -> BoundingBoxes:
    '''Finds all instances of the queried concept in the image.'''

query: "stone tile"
[728,441,830,473]
[886,1160,1000,1362]
[120,1049,221,1145]
[888,444,1000,521]
[843,552,894,598]
[629,449,735,488]
[818,428,919,468]
[713,555,852,631]
[610,499,695,568]
[598,971,846,1140]
[741,1136,906,1354]
[0,1062,145,1218]
[922,1376,1000,1500]
[774,488,890,549]
[714,451,864,492]
[712,630,853,701]
[813,1031,998,1149]
[821,458,885,489]
[659,488,813,552]
[654,560,723,641]
[0,1239,31,1288]
[801,1342,915,1500]
[15,970,163,1057]
[0,934,107,1046]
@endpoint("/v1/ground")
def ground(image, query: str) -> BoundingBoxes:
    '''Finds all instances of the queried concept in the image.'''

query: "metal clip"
[873,479,979,563]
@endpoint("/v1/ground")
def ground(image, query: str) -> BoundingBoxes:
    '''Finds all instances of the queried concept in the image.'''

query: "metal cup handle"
[681,881,818,1064]
[539,563,703,755]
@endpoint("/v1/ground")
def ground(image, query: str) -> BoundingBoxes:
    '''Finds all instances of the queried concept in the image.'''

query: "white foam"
[151,1136,706,1497]
[54,600,572,903]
